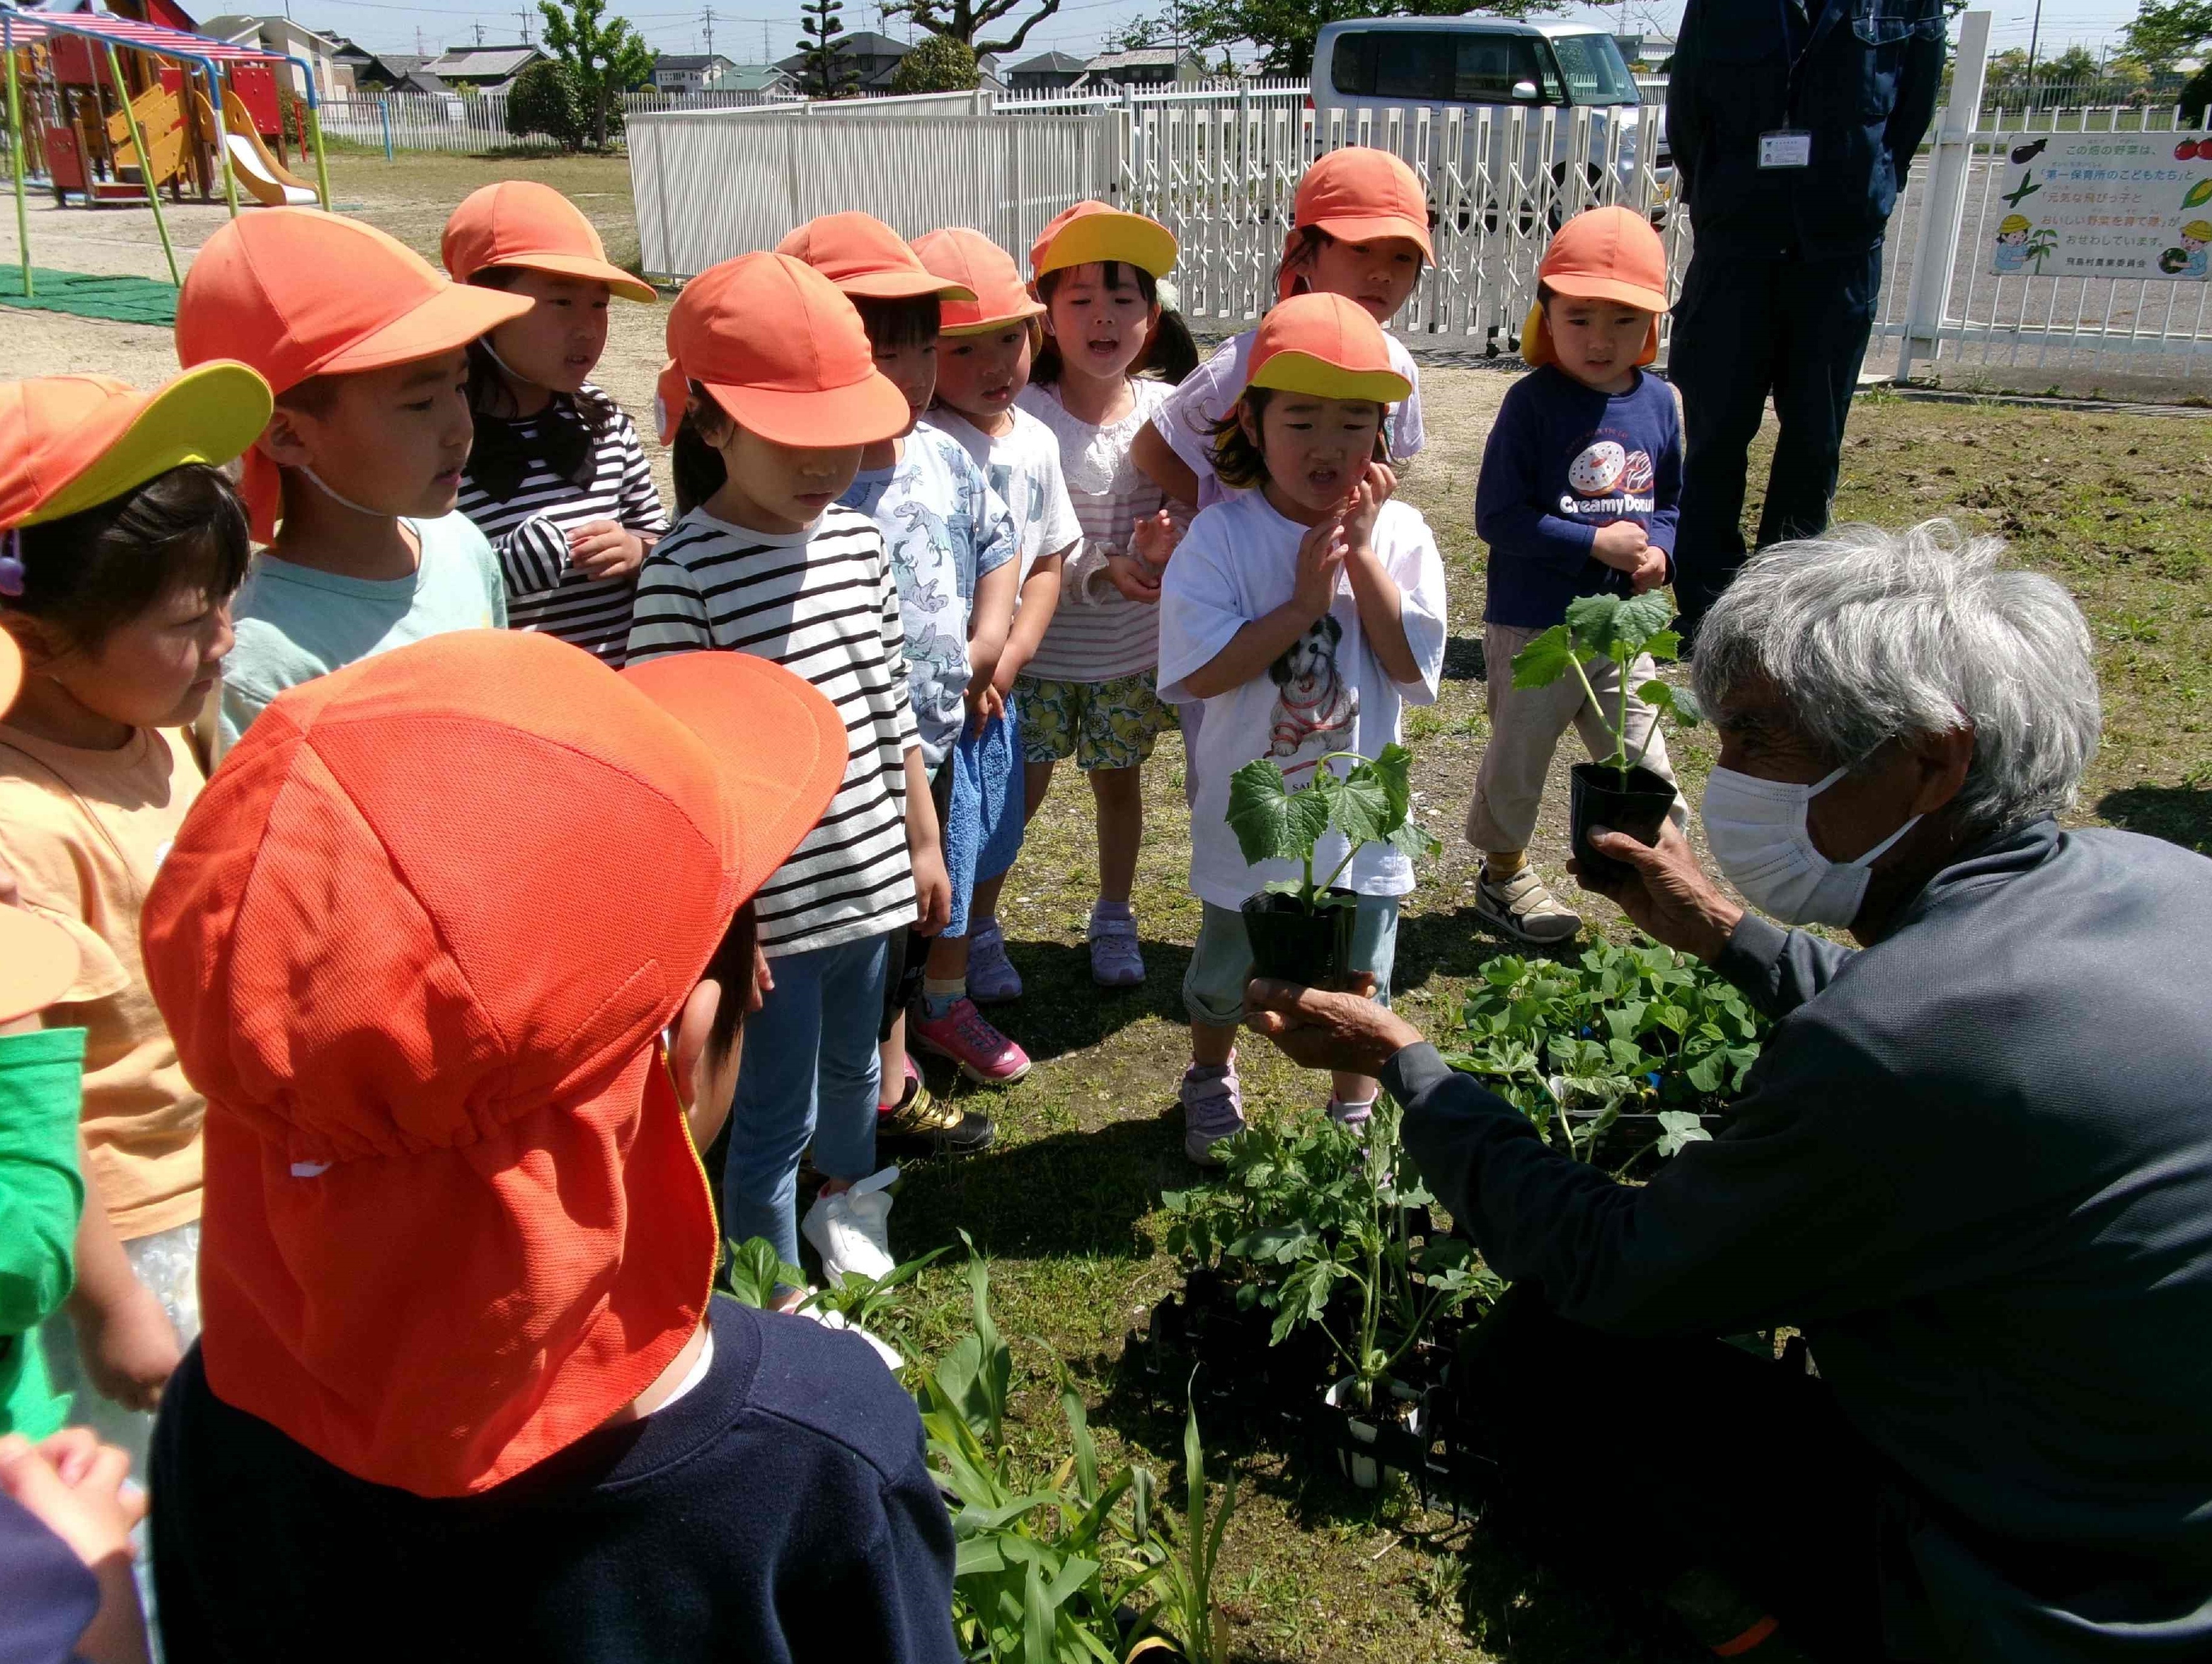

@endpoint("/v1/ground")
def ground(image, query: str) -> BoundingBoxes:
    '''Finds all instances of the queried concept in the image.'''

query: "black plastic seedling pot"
[1242,889,1358,988]
[1569,762,1675,888]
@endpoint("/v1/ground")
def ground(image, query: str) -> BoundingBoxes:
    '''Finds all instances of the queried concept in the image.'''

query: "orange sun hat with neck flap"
[1246,292,1412,405]
[141,629,849,1498]
[441,180,658,304]
[1522,205,1669,370]
[176,209,533,541]
[1028,200,1178,281]
[653,250,911,446]
[911,227,1046,334]
[1280,147,1437,301]
[776,212,977,302]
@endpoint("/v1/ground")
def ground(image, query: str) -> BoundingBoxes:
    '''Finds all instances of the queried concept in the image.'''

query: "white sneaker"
[800,1166,900,1286]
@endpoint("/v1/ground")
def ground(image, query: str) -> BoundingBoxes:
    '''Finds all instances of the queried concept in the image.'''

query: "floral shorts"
[1015,670,1178,772]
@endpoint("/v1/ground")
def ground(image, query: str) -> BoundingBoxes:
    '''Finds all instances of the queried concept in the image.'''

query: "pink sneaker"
[911,997,1032,1085]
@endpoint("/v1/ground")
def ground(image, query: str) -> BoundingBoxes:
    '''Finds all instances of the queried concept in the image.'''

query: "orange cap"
[176,209,533,540]
[1280,147,1437,301]
[441,181,658,304]
[141,630,849,1497]
[653,252,909,449]
[1523,205,1667,370]
[0,367,271,533]
[1246,292,1412,405]
[911,227,1046,335]
[1028,201,1178,281]
[776,212,976,302]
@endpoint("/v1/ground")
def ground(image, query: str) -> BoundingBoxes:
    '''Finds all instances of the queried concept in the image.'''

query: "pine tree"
[797,0,860,99]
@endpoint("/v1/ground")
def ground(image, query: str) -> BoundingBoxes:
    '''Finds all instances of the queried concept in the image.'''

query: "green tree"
[536,0,655,149]
[506,58,586,149]
[1125,0,1558,79]
[884,0,1063,59]
[796,0,860,97]
[2123,0,2212,69]
[889,32,980,92]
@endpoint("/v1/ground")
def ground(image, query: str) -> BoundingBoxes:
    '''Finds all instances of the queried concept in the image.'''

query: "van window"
[1548,33,1639,104]
[1330,30,1558,104]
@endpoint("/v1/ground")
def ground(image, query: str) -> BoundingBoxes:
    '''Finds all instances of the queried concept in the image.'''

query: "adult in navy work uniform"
[1664,0,1945,641]
[1243,526,2212,1662]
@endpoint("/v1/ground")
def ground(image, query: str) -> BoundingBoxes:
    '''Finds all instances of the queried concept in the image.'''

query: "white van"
[1309,18,1664,222]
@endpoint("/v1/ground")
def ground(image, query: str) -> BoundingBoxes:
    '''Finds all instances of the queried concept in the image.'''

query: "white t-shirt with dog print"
[1158,489,1446,909]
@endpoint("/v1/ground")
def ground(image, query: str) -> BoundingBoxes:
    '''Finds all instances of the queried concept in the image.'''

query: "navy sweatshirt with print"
[1475,365,1683,630]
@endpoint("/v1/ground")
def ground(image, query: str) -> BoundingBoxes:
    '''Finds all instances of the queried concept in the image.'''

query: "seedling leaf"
[1511,623,1580,689]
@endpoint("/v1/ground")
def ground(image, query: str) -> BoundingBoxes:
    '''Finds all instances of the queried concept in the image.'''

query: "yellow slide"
[197,87,316,205]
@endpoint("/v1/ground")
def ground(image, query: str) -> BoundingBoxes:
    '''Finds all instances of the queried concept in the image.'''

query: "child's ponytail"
[1141,282,1199,385]
[1031,262,1200,386]
[671,381,730,519]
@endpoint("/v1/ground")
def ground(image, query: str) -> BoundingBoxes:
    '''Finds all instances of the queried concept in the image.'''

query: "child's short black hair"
[852,294,941,354]
[1031,261,1200,387]
[1204,386,1390,491]
[700,898,757,1075]
[671,381,732,519]
[5,464,250,654]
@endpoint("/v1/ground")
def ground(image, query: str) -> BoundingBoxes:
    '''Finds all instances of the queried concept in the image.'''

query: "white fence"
[318,87,799,154]
[1879,13,2212,384]
[627,109,1120,282]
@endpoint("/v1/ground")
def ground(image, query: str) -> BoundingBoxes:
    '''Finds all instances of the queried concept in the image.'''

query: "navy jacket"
[1666,0,1946,259]
[1475,365,1682,630]
[1391,818,2212,1659]
[150,1295,961,1663]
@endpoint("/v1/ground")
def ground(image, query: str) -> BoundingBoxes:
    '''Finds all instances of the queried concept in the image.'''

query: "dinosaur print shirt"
[842,424,1017,768]
[1159,492,1447,910]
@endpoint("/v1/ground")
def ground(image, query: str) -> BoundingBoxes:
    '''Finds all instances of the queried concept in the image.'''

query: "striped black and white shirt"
[456,387,666,666]
[627,504,920,958]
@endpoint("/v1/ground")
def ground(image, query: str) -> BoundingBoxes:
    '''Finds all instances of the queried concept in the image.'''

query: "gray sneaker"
[1180,1058,1245,1165]
[1088,904,1145,987]
[1472,865,1583,944]
[966,919,1021,1005]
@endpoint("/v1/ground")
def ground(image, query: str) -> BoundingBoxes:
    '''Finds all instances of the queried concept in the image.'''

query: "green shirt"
[218,513,508,755]
[0,1026,85,1439]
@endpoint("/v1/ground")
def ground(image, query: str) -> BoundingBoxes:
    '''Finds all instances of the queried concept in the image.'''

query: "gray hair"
[1692,519,2100,835]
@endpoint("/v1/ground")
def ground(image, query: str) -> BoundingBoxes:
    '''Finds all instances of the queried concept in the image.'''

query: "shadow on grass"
[2095,784,2211,855]
[994,938,1194,1063]
[1443,633,1488,683]
[1392,904,1567,996]
[894,1111,1185,1260]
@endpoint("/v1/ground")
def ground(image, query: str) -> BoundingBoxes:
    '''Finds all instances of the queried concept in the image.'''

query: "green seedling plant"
[1126,1390,1238,1664]
[722,1234,948,1350]
[921,1235,1177,1664]
[1509,592,1701,786]
[1226,744,1439,913]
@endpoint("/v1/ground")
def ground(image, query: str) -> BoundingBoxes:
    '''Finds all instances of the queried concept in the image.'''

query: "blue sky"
[289,0,2154,70]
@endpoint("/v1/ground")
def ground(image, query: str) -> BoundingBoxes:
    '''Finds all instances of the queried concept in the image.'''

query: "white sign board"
[1989,133,2212,280]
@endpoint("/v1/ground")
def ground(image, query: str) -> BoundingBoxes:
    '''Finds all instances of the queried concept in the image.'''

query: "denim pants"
[724,929,889,1268]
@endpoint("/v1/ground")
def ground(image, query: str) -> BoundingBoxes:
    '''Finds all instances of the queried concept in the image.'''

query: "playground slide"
[222,130,316,205]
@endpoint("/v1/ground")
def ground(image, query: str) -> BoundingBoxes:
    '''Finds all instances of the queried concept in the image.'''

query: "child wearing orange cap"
[778,212,1014,1154]
[173,209,532,752]
[1467,206,1686,947]
[138,632,958,1659]
[997,201,1194,994]
[1158,295,1447,1163]
[1135,147,1435,514]
[901,226,1083,1078]
[630,253,951,1289]
[445,182,668,666]
[0,367,268,1475]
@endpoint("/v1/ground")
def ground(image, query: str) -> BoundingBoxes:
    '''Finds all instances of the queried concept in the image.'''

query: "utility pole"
[703,4,717,58]
[2022,0,2045,111]
[473,21,487,46]
[515,8,533,44]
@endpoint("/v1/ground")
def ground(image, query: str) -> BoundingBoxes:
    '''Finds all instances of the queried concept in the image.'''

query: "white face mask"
[1701,764,1922,929]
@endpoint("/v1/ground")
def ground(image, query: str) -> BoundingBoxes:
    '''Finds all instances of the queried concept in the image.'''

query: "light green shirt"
[0,1026,85,1440]
[218,514,507,754]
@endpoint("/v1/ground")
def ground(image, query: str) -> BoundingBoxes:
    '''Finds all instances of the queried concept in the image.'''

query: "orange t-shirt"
[0,724,205,1239]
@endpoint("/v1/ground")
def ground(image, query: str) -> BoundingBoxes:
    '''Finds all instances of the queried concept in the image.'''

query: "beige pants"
[1465,620,1690,854]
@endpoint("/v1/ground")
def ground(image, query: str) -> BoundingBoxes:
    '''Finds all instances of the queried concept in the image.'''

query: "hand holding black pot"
[1569,821,1745,966]
[1245,975,1425,1078]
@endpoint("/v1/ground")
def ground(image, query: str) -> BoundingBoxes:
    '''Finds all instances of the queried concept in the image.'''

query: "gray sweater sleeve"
[1714,912,1857,1019]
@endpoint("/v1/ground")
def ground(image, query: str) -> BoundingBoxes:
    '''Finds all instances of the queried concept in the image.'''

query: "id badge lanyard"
[1762,0,1814,168]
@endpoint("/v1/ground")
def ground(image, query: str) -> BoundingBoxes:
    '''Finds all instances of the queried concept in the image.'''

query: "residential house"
[776,29,912,93]
[1074,46,1203,89]
[419,44,545,90]
[1006,49,1085,92]
[1614,32,1674,68]
[698,61,800,99]
[652,52,735,93]
[198,15,344,98]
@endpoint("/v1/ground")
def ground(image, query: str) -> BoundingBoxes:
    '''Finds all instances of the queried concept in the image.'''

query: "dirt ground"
[8,150,2210,1663]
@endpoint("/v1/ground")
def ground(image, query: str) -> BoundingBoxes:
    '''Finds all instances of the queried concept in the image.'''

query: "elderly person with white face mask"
[1245,521,2212,1664]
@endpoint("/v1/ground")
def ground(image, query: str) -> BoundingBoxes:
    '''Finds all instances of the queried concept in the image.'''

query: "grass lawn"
[870,383,2212,1662]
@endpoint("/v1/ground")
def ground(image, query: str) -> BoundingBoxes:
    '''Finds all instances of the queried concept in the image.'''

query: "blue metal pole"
[379,95,392,161]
